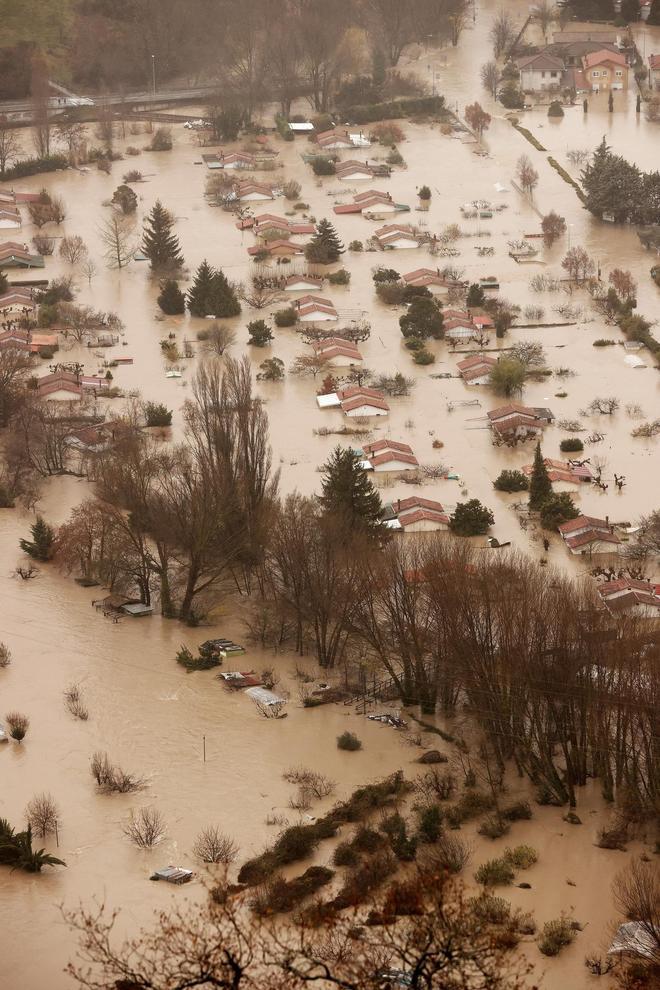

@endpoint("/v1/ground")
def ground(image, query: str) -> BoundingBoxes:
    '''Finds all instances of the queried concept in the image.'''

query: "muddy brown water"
[1,4,659,986]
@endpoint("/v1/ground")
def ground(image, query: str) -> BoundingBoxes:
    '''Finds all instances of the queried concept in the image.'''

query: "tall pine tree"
[528,442,552,511]
[157,279,186,315]
[19,516,55,561]
[305,219,345,264]
[142,200,184,272]
[187,260,216,316]
[209,267,241,318]
[319,446,384,536]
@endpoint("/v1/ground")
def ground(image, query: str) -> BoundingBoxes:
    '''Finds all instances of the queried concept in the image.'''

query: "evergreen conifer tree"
[208,267,241,318]
[157,279,186,315]
[319,446,384,536]
[187,260,216,316]
[528,442,552,510]
[19,516,55,561]
[305,219,345,264]
[466,283,486,307]
[142,200,184,271]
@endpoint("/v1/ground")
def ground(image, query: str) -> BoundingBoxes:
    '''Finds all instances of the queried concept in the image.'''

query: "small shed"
[121,602,153,617]
[150,866,193,884]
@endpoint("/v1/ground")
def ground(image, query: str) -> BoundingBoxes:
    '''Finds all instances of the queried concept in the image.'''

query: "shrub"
[312,157,336,176]
[370,122,405,145]
[192,826,238,864]
[475,857,515,886]
[274,308,296,327]
[331,851,397,909]
[559,437,583,452]
[282,179,301,200]
[413,348,435,365]
[148,127,173,151]
[5,711,29,741]
[342,95,444,125]
[63,683,89,720]
[247,319,274,347]
[539,915,577,956]
[32,234,55,255]
[38,346,55,359]
[501,800,532,822]
[596,825,628,851]
[144,402,172,428]
[337,731,362,751]
[123,169,143,182]
[470,894,512,925]
[539,492,579,531]
[327,268,350,285]
[251,866,334,915]
[2,154,68,181]
[349,240,363,251]
[478,816,510,840]
[90,750,145,793]
[446,790,495,827]
[504,844,538,869]
[494,470,529,493]
[0,643,11,668]
[416,804,443,843]
[548,100,564,118]
[333,840,360,866]
[593,338,616,347]
[414,768,455,802]
[157,279,186,315]
[376,281,406,305]
[423,833,471,874]
[353,826,385,853]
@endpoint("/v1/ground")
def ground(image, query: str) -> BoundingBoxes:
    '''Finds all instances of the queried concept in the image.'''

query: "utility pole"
[151,54,156,97]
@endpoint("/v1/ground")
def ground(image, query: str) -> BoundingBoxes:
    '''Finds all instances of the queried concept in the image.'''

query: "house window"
[542,71,546,78]
[615,69,623,77]
[592,70,599,77]
[551,71,558,78]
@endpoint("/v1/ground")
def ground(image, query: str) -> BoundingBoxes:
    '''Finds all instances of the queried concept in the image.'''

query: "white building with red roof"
[360,439,419,473]
[312,337,362,366]
[558,515,621,554]
[598,578,660,617]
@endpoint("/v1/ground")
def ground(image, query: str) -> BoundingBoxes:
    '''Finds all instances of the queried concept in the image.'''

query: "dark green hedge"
[1,154,69,180]
[340,95,445,124]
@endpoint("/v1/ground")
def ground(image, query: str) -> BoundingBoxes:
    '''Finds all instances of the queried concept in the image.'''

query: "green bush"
[331,851,397,909]
[446,790,495,827]
[337,731,362,751]
[328,268,351,285]
[274,308,296,327]
[548,100,564,118]
[470,894,512,925]
[312,157,336,176]
[416,804,443,843]
[332,840,360,867]
[2,154,68,180]
[504,844,538,869]
[539,916,577,956]
[144,402,172,427]
[342,95,445,125]
[494,470,529,493]
[450,500,494,537]
[559,438,583,452]
[251,865,334,915]
[379,813,417,862]
[593,338,616,347]
[475,857,515,886]
[349,240,363,251]
[413,348,435,365]
[148,127,173,151]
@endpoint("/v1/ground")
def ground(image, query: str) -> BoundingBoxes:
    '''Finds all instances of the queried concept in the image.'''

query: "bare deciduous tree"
[99,214,136,269]
[25,792,60,837]
[60,236,89,265]
[480,61,501,98]
[0,121,20,175]
[123,807,166,848]
[64,683,89,720]
[192,826,239,864]
[490,10,516,59]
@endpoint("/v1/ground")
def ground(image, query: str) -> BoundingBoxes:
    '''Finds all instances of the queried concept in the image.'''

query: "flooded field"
[1,2,659,987]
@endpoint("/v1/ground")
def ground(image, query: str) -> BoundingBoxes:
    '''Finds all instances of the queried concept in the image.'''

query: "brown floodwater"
[1,4,659,986]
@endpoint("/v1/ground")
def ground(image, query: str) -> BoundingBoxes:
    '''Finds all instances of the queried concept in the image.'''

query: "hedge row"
[1,154,69,180]
[341,95,446,124]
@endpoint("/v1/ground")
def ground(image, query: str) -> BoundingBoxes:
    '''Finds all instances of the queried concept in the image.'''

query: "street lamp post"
[151,54,156,97]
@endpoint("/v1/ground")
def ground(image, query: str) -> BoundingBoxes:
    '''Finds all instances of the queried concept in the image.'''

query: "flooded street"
[1,2,659,987]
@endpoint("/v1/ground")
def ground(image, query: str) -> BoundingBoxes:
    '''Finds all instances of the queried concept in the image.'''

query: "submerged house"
[0,287,35,315]
[558,515,621,555]
[402,268,463,295]
[0,206,21,229]
[457,354,497,385]
[283,273,324,292]
[317,385,389,418]
[293,294,338,322]
[487,403,554,443]
[312,337,362,366]
[360,439,419,473]
[522,457,593,486]
[247,238,304,258]
[385,496,451,533]
[36,370,109,401]
[374,223,420,250]
[316,127,370,150]
[0,241,44,268]
[233,180,276,202]
[334,190,408,218]
[239,213,315,239]
[597,578,660,617]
